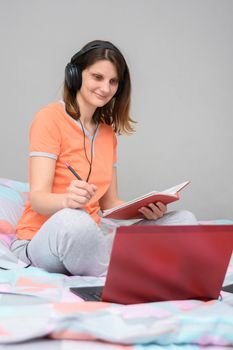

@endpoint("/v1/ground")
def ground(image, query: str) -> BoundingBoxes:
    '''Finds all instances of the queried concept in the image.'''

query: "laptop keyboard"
[70,286,103,301]
[222,284,233,293]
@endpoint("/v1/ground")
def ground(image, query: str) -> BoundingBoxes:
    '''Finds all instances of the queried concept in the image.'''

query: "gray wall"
[0,0,232,220]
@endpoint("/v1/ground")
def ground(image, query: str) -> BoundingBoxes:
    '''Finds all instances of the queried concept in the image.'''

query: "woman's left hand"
[138,202,167,220]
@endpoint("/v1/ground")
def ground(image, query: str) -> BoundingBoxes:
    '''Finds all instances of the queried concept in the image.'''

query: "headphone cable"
[79,120,98,182]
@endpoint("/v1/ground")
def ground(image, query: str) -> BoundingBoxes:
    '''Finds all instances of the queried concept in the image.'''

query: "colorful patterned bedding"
[0,178,233,349]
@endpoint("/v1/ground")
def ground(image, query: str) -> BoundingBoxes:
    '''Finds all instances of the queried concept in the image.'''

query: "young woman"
[11,40,197,276]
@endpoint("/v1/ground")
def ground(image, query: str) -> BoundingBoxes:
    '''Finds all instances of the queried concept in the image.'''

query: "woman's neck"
[76,96,98,135]
[76,94,96,127]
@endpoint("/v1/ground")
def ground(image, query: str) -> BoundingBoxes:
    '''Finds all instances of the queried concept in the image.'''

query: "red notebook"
[102,181,190,220]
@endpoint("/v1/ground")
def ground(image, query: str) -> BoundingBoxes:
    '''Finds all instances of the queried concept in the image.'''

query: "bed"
[0,177,233,350]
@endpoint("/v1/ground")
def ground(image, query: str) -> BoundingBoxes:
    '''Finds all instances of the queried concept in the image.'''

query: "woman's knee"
[49,208,96,235]
[171,210,198,224]
[31,208,100,256]
[52,208,101,248]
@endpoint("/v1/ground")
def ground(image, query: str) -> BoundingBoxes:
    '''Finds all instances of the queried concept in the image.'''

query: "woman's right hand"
[63,179,97,209]
[29,157,97,216]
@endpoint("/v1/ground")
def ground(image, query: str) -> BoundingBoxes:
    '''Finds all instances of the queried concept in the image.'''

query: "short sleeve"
[29,107,61,159]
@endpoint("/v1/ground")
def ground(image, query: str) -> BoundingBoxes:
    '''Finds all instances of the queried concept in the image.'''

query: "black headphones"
[65,40,125,97]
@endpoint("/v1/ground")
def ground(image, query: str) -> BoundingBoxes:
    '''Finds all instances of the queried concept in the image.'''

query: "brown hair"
[63,40,136,134]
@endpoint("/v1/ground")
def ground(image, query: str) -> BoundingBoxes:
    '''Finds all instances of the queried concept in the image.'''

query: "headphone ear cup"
[65,63,82,94]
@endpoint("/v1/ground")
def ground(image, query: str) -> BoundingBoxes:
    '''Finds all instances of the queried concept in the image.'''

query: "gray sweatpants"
[10,208,198,276]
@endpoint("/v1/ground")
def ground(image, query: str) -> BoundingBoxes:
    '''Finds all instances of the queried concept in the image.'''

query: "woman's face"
[77,59,119,109]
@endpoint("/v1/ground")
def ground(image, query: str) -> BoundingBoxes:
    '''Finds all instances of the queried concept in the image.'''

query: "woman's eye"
[93,74,102,80]
[111,79,119,85]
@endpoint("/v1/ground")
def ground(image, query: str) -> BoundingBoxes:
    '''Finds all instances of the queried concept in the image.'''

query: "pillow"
[0,178,29,244]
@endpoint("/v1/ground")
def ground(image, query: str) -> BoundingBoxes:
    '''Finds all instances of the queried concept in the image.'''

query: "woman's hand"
[64,180,97,209]
[138,202,167,220]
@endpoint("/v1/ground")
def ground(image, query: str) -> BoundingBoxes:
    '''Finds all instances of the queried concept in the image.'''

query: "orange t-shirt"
[16,101,117,240]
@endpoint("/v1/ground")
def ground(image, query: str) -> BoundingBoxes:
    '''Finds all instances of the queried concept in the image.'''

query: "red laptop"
[70,225,233,304]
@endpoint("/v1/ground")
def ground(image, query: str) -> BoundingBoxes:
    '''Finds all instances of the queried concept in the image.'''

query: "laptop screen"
[101,225,233,304]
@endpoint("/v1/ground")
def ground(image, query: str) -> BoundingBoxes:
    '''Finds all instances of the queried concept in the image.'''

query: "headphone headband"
[70,41,120,64]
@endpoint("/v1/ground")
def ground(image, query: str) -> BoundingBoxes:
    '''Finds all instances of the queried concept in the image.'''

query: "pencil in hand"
[64,161,82,180]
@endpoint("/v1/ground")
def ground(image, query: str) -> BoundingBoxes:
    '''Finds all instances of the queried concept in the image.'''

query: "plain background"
[0,0,232,220]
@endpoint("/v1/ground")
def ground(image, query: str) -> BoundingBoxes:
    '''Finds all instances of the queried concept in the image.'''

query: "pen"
[64,161,82,180]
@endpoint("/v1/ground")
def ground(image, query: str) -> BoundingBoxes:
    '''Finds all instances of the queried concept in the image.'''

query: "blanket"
[0,255,233,348]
